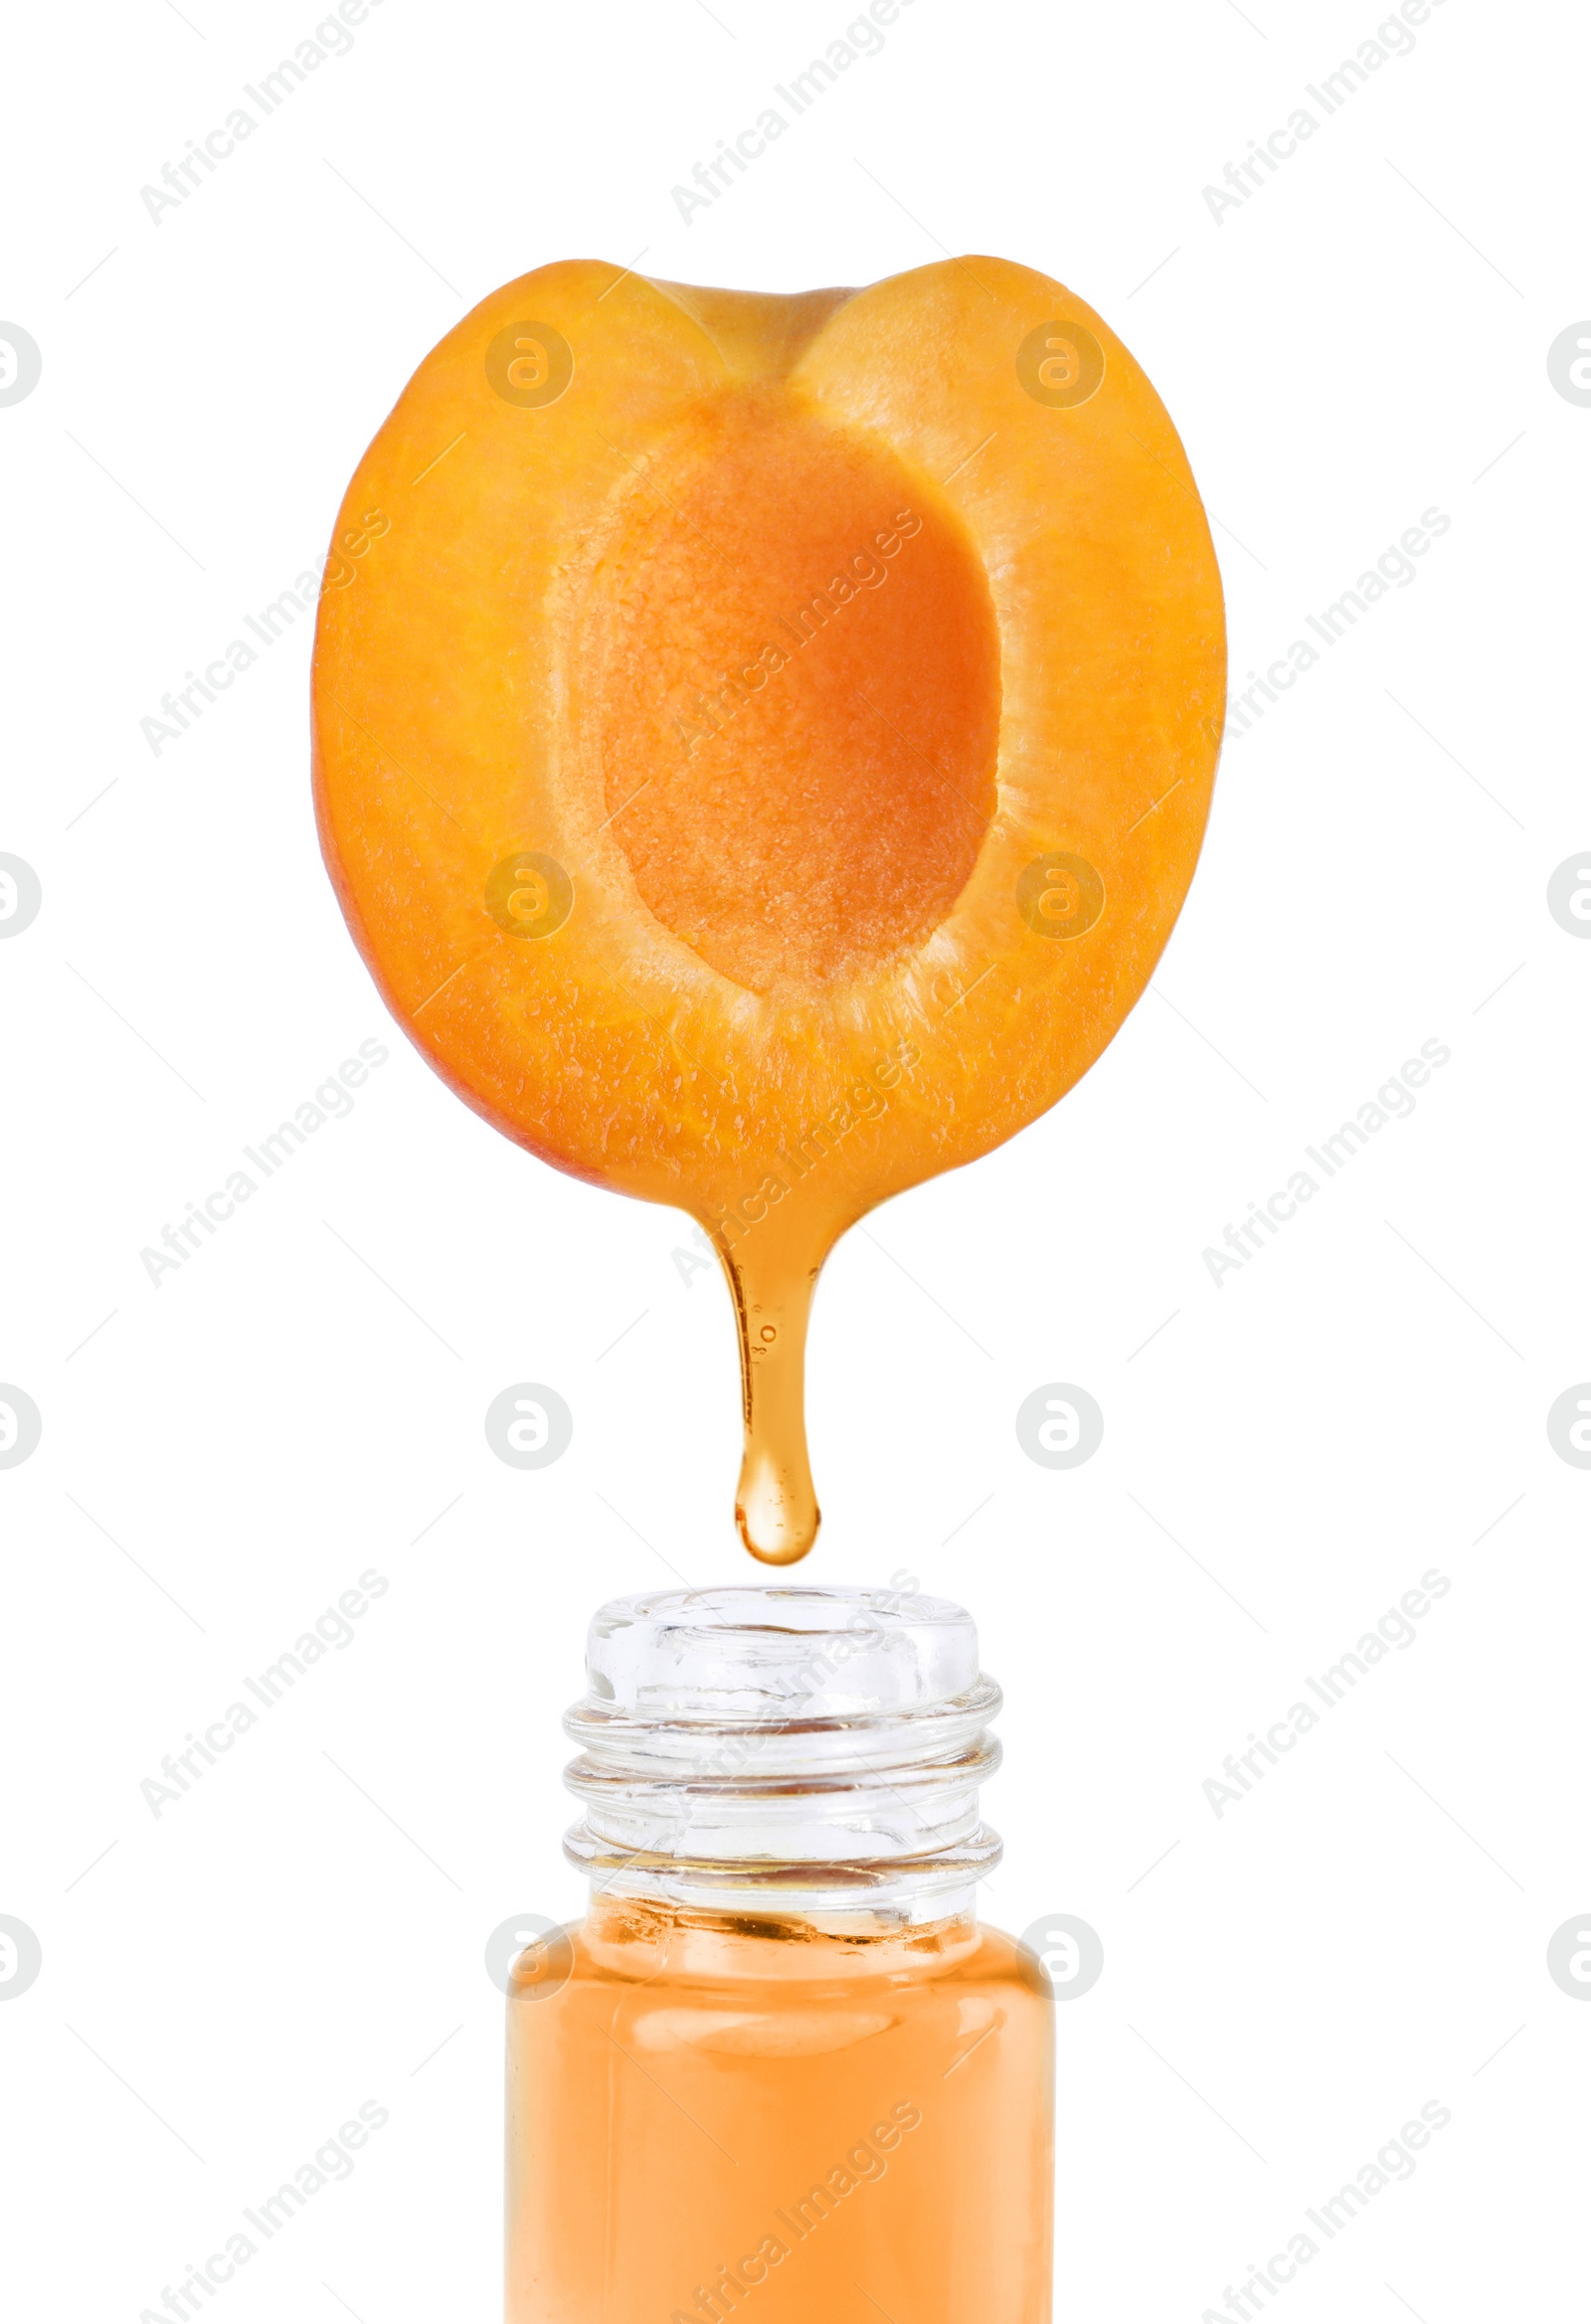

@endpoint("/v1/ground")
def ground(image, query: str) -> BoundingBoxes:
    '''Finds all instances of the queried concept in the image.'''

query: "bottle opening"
[563,1584,1003,1918]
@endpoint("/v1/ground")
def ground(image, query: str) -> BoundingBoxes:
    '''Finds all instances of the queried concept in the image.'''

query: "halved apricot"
[312,257,1225,1563]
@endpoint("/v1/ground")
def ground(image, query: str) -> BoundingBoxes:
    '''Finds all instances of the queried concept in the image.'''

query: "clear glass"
[505,1586,1054,2323]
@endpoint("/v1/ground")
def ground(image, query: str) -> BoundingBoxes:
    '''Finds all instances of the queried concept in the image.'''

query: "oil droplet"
[709,1201,826,1564]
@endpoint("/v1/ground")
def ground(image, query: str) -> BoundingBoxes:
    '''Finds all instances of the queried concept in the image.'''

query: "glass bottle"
[505,1583,1053,2323]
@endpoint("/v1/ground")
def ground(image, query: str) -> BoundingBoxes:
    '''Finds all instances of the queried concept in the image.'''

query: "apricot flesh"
[312,258,1225,1562]
[579,387,999,988]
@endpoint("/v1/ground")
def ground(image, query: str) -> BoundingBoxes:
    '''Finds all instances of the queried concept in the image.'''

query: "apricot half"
[312,257,1225,1563]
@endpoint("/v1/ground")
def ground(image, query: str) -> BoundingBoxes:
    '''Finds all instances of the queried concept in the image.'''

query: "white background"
[2,0,1587,2317]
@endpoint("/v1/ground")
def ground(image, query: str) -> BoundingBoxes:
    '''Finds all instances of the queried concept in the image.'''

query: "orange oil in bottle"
[507,1899,1053,2324]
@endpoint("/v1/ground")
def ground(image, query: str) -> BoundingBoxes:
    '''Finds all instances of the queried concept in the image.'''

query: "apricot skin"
[312,257,1225,1560]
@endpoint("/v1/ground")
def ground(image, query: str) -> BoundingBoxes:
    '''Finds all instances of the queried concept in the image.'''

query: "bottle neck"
[562,1586,1004,1926]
